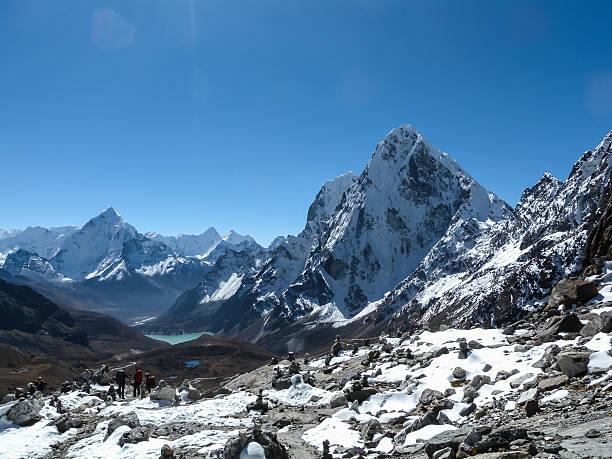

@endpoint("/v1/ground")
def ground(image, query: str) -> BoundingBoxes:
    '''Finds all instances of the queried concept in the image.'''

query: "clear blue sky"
[2,1,612,245]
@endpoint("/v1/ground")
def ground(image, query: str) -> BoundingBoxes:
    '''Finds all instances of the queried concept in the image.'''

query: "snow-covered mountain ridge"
[148,125,516,337]
[147,126,612,350]
[0,208,260,321]
[380,129,612,331]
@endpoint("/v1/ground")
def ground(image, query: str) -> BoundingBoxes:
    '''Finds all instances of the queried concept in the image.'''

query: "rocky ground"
[0,274,611,458]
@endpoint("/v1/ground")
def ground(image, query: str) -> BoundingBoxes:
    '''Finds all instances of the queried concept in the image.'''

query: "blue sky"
[1,1,612,245]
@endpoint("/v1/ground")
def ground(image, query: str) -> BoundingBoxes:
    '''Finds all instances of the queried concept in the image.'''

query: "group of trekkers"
[27,376,47,395]
[113,367,156,399]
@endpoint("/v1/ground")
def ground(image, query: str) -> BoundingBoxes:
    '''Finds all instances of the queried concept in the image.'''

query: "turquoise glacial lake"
[145,332,213,345]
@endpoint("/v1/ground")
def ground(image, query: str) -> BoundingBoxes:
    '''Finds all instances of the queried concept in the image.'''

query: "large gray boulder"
[580,311,612,337]
[50,413,83,433]
[557,351,591,378]
[7,397,44,426]
[344,380,377,403]
[223,430,288,459]
[119,426,150,446]
[425,427,481,458]
[538,375,568,391]
[540,314,583,338]
[548,278,598,309]
[329,392,348,408]
[105,411,141,440]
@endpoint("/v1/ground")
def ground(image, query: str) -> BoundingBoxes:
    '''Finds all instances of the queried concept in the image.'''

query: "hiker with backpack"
[133,368,143,397]
[145,373,156,393]
[115,369,127,399]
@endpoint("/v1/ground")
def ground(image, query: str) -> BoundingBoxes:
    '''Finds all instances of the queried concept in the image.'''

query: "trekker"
[145,373,156,393]
[133,368,143,397]
[115,369,127,399]
[60,381,71,393]
[34,377,47,395]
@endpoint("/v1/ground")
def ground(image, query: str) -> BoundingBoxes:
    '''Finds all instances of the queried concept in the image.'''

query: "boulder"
[420,388,444,405]
[509,373,533,389]
[548,278,598,309]
[517,387,539,404]
[540,314,583,337]
[425,427,481,458]
[161,444,174,457]
[538,375,569,391]
[432,447,453,459]
[50,414,83,433]
[7,397,44,426]
[105,411,140,440]
[452,367,466,379]
[525,399,538,417]
[223,430,289,459]
[533,344,561,369]
[344,380,377,404]
[459,403,476,417]
[360,419,383,441]
[557,351,591,378]
[119,426,150,446]
[329,392,348,408]
[272,376,292,390]
[150,386,176,402]
[471,374,492,390]
[462,386,479,403]
[580,311,612,337]
[2,394,16,404]
[433,347,449,358]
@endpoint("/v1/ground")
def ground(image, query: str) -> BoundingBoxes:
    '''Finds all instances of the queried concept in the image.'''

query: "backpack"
[135,369,143,383]
[149,375,156,387]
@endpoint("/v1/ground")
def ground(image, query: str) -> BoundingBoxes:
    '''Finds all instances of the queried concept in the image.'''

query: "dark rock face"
[580,311,612,337]
[583,174,612,270]
[0,278,75,336]
[384,131,612,332]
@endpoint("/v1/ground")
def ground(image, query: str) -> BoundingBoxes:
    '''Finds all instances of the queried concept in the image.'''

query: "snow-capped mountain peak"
[222,231,256,246]
[276,125,512,319]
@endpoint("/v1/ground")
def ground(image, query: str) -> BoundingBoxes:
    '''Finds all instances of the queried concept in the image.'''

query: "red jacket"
[134,369,143,384]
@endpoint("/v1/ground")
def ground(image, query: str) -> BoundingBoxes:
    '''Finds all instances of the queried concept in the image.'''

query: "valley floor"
[1,289,611,458]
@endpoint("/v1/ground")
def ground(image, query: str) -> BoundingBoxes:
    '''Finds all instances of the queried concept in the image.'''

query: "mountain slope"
[145,172,358,334]
[0,278,166,393]
[274,126,510,321]
[0,226,77,261]
[0,209,213,321]
[150,126,512,339]
[380,129,612,330]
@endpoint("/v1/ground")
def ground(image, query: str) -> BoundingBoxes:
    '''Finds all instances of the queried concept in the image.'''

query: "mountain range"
[0,209,261,322]
[2,125,611,354]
